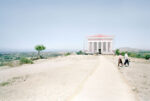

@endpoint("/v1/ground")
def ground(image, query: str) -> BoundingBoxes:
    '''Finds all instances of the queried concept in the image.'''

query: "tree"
[35,45,46,58]
[115,49,120,55]
[145,55,150,60]
[121,52,125,56]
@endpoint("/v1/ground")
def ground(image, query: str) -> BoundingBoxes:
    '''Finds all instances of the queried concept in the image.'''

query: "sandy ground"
[0,55,138,101]
[106,55,150,101]
[0,55,99,101]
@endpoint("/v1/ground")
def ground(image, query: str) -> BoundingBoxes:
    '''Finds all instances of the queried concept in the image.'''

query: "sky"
[0,0,150,51]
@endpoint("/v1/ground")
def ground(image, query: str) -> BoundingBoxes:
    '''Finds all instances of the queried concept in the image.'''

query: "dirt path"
[0,55,137,101]
[71,56,137,101]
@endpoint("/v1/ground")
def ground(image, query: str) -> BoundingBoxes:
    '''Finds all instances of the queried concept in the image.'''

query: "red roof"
[88,34,112,38]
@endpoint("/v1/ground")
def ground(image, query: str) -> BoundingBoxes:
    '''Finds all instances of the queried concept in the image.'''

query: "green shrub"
[76,51,84,55]
[0,81,10,86]
[115,49,120,55]
[40,55,45,59]
[20,57,33,64]
[64,52,71,56]
[121,52,125,56]
[145,55,150,60]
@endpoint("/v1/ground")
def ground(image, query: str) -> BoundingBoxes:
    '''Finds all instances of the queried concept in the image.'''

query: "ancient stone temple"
[87,34,113,54]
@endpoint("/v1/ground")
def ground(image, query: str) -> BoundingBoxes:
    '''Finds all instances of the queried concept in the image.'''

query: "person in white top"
[124,52,129,66]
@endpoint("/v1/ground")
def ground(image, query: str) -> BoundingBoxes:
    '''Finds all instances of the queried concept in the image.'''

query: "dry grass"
[0,75,28,87]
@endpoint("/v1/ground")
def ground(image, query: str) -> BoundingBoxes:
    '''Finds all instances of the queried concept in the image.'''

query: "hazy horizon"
[0,0,150,50]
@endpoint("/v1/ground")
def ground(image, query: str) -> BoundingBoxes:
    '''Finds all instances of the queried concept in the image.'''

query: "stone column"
[110,42,112,53]
[94,42,96,53]
[106,42,108,54]
[92,42,94,53]
[88,42,90,52]
[108,42,110,52]
[89,42,92,53]
[97,42,99,52]
[101,41,103,54]
[91,42,92,53]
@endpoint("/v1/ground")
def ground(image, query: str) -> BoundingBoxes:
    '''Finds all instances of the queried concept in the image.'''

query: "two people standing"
[118,52,129,67]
